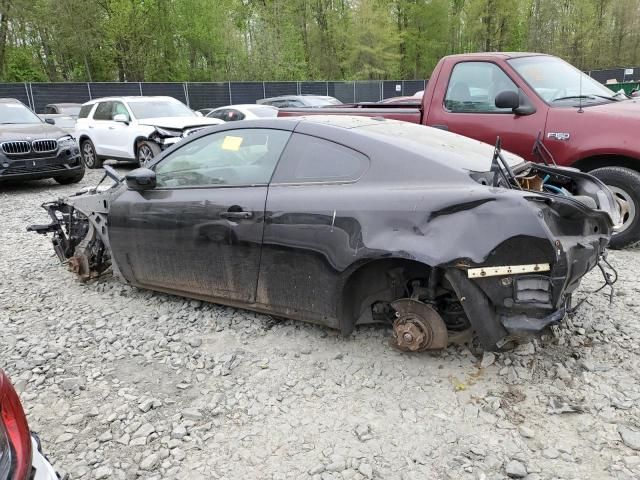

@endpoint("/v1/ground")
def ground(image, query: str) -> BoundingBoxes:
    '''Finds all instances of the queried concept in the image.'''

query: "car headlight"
[57,135,77,148]
[155,127,183,138]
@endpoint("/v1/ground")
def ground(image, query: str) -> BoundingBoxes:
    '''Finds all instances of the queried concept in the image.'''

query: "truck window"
[444,62,518,113]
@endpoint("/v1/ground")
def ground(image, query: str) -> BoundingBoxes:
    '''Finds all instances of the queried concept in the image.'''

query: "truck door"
[425,60,546,160]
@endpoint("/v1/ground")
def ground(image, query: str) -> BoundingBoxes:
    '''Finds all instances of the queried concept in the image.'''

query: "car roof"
[213,104,277,110]
[0,98,22,104]
[261,95,335,101]
[445,52,551,60]
[47,102,81,107]
[83,96,181,105]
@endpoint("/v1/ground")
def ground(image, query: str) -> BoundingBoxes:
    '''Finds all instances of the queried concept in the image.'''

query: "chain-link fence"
[0,80,427,113]
[588,67,639,84]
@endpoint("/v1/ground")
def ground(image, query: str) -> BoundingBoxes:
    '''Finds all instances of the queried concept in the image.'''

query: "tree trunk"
[0,0,11,77]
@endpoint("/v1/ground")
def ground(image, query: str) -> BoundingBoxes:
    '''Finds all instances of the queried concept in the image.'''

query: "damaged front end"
[27,167,123,280]
[146,126,210,150]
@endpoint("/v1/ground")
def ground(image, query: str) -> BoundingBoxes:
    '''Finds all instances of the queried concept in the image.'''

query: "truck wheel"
[136,141,161,167]
[81,139,102,169]
[590,166,640,249]
[54,169,85,185]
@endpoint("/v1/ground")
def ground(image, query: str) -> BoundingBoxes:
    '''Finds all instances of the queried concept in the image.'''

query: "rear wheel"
[81,139,102,169]
[136,141,161,167]
[590,166,640,249]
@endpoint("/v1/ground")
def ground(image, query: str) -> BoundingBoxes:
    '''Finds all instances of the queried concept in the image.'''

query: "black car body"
[29,117,620,351]
[1,99,84,184]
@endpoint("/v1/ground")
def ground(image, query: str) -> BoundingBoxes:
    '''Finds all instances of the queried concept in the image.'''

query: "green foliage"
[1,0,640,82]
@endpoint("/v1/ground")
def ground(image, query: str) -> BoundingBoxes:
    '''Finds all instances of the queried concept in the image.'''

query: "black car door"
[108,128,292,303]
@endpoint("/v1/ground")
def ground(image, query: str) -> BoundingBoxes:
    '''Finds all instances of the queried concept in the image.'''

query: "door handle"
[109,126,116,130]
[88,125,94,129]
[220,211,253,219]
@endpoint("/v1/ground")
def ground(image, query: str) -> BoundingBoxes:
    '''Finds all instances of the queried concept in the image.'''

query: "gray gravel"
[2,167,640,480]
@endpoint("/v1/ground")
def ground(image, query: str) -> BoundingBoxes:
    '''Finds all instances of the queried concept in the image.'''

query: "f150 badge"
[547,132,570,141]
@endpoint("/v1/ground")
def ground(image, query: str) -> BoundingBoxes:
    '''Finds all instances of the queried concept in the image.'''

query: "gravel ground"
[1,167,640,480]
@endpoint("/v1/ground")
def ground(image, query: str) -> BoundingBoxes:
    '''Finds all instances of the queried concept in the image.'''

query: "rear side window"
[272,133,369,184]
[78,104,93,119]
[92,102,112,120]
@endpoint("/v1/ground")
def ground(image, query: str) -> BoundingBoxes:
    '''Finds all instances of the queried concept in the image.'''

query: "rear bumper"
[0,148,82,182]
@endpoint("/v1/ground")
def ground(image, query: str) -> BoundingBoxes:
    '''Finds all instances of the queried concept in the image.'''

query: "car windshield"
[304,97,343,106]
[0,102,42,124]
[246,106,278,117]
[128,99,195,119]
[59,105,81,116]
[509,56,617,104]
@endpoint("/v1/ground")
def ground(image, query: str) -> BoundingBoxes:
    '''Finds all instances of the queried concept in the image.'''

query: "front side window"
[92,102,112,120]
[112,102,130,121]
[445,62,518,113]
[225,109,245,121]
[155,128,292,188]
[207,109,227,120]
[272,133,369,184]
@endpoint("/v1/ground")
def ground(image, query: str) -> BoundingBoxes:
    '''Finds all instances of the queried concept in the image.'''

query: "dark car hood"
[0,123,68,141]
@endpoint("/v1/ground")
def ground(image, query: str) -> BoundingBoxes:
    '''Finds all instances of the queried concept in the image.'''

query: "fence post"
[87,82,92,100]
[326,82,329,96]
[183,82,190,107]
[262,82,266,99]
[28,83,35,111]
[228,82,232,104]
[138,82,143,96]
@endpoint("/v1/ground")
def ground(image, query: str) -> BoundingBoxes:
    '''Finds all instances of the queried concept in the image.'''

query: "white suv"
[75,96,224,168]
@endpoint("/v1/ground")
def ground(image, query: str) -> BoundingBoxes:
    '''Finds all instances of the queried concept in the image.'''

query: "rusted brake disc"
[390,299,448,352]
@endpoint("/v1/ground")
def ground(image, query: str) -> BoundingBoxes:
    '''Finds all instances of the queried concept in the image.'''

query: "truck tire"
[136,141,161,167]
[81,139,102,169]
[590,166,640,249]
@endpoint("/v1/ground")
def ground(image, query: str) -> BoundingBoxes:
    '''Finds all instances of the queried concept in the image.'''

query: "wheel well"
[78,134,90,145]
[133,136,147,157]
[572,155,640,174]
[339,258,432,335]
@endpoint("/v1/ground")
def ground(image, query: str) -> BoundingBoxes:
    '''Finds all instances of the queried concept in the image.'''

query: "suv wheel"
[81,139,102,169]
[590,166,640,249]
[137,141,161,167]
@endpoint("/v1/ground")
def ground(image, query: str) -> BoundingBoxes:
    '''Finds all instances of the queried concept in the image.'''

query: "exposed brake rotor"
[390,299,448,352]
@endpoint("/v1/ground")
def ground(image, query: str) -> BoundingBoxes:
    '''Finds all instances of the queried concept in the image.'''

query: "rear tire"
[54,169,85,185]
[137,141,161,167]
[590,166,640,249]
[81,139,102,169]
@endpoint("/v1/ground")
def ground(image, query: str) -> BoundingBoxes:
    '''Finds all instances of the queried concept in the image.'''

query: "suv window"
[208,109,227,120]
[112,101,130,121]
[93,102,112,120]
[225,109,245,121]
[44,106,56,114]
[272,133,369,184]
[155,128,292,188]
[444,62,518,113]
[78,104,93,119]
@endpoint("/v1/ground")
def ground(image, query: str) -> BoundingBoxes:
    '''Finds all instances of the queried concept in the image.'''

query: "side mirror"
[126,168,156,191]
[495,90,537,116]
[495,90,520,110]
[44,118,55,125]
[113,113,129,124]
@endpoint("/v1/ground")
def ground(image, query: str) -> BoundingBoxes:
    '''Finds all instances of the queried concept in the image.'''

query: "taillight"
[0,371,32,480]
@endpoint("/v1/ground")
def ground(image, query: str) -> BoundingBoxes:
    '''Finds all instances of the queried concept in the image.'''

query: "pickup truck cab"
[279,52,640,248]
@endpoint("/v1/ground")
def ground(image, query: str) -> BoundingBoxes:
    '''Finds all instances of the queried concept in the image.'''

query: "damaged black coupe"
[29,117,621,351]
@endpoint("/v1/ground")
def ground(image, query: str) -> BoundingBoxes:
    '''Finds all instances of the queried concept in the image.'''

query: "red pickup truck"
[279,52,640,248]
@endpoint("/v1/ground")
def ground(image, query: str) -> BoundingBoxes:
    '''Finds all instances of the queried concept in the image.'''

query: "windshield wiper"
[552,94,616,102]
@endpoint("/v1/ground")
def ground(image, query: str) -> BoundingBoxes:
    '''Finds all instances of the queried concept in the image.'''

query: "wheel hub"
[390,299,448,352]
[608,185,636,234]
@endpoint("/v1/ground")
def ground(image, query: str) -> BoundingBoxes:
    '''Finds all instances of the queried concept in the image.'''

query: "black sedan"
[29,116,620,351]
[0,98,84,184]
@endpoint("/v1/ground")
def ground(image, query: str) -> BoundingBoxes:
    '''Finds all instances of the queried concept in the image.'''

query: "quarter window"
[272,134,369,184]
[112,101,130,121]
[444,62,518,113]
[155,128,291,188]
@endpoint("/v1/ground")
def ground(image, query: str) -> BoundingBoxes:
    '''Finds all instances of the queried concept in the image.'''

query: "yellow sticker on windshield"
[222,136,243,151]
